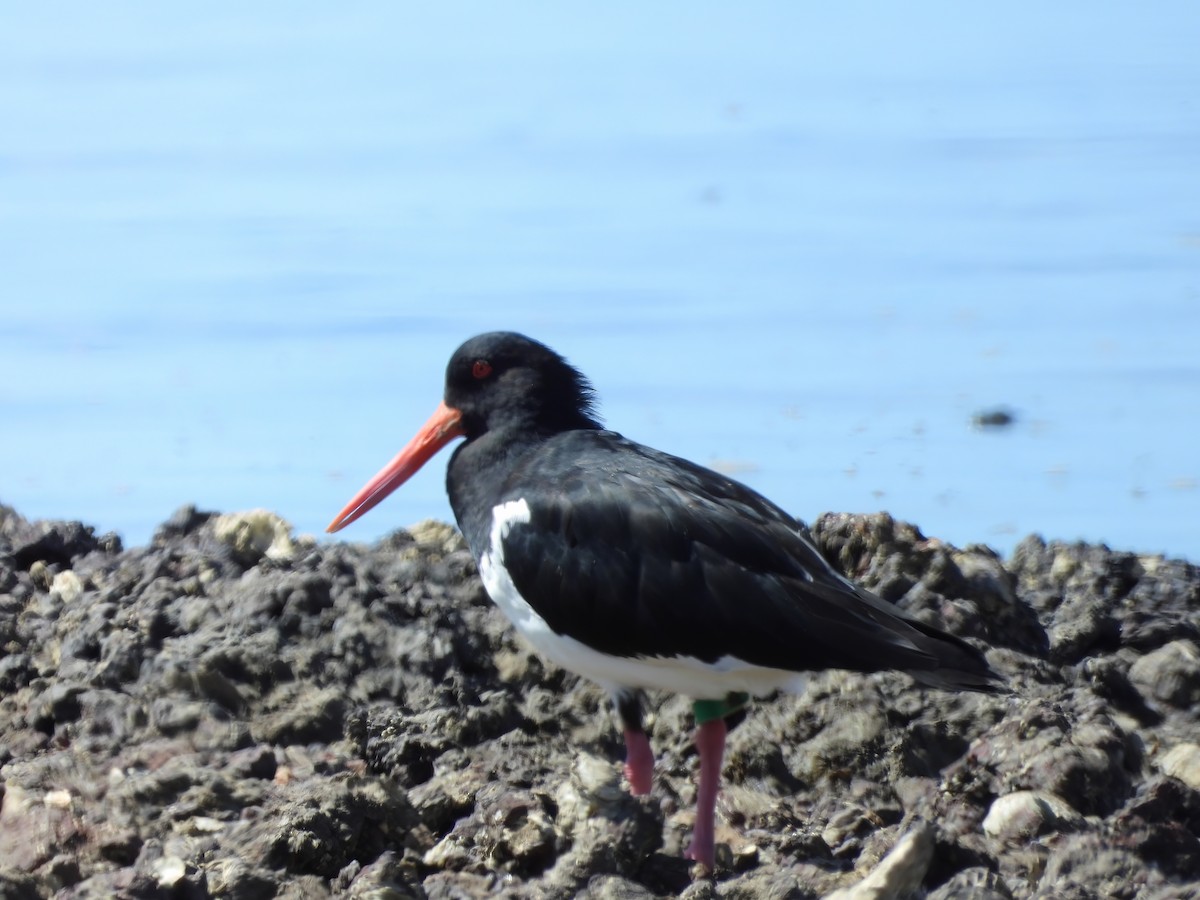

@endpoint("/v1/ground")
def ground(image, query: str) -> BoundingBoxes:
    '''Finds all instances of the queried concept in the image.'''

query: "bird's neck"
[445,425,548,556]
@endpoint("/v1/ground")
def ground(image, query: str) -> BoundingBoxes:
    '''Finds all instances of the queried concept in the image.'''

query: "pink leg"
[685,717,727,871]
[622,727,654,796]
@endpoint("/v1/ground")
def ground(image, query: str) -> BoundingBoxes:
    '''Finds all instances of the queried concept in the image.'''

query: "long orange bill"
[326,401,465,533]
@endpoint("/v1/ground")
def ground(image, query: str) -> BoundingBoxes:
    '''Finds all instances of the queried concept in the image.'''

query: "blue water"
[3,3,1198,559]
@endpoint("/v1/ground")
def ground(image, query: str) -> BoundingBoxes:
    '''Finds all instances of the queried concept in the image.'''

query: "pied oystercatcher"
[327,331,1004,871]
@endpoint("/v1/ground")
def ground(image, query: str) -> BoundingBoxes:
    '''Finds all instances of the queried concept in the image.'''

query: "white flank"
[479,497,808,699]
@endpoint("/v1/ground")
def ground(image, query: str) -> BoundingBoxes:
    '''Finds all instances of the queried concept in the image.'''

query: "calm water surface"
[3,4,1198,559]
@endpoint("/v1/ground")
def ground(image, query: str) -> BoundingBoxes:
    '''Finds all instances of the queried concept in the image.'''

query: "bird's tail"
[902,616,1008,694]
[908,665,1007,694]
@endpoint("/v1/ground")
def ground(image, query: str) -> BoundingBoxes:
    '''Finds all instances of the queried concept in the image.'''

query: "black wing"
[498,431,1000,690]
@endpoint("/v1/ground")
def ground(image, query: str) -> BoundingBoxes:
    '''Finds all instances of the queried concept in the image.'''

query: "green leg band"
[692,692,751,725]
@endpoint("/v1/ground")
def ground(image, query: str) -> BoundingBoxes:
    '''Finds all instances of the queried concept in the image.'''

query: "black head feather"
[445,332,602,437]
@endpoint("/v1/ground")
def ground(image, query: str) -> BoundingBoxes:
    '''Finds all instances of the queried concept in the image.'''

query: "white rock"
[982,790,1085,842]
[823,823,934,900]
[42,789,73,809]
[408,518,467,553]
[152,856,187,887]
[212,509,295,561]
[178,815,226,834]
[50,569,83,603]
[1159,742,1200,791]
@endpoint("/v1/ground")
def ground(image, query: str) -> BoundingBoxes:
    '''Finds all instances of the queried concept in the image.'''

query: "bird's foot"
[684,832,716,873]
[622,727,654,795]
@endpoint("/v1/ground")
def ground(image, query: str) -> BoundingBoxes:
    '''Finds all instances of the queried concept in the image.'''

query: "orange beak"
[326,401,465,533]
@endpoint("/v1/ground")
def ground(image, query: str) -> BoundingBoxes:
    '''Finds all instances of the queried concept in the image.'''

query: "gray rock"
[3,504,1200,898]
[577,874,658,900]
[1038,833,1167,899]
[1128,639,1200,708]
[926,866,1013,900]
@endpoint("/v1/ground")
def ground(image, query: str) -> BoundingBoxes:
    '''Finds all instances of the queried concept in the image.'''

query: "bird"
[327,331,1004,871]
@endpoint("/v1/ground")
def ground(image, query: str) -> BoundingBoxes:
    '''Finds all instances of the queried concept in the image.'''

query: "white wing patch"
[478,497,808,699]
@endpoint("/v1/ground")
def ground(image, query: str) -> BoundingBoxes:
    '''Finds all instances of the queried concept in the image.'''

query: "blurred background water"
[3,2,1198,559]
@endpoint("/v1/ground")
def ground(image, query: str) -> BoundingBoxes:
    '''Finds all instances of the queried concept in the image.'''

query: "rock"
[211,509,296,564]
[3,516,106,569]
[258,779,421,878]
[50,569,84,603]
[926,866,1013,900]
[2,504,1199,898]
[1038,833,1169,898]
[203,857,281,897]
[0,869,42,900]
[226,745,280,781]
[544,754,663,892]
[577,874,658,899]
[971,407,1016,429]
[340,850,425,898]
[27,682,85,732]
[811,513,1047,654]
[795,705,888,784]
[0,783,80,873]
[254,685,348,745]
[953,699,1135,817]
[822,823,935,900]
[1111,776,1200,880]
[152,504,216,542]
[1128,639,1200,708]
[982,790,1086,842]
[150,855,186,887]
[1159,743,1200,791]
[407,519,468,555]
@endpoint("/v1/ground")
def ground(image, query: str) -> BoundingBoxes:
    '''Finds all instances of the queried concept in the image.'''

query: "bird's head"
[445,331,600,438]
[326,331,599,533]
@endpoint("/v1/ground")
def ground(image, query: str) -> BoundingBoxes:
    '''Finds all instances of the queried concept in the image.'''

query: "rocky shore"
[1,503,1198,898]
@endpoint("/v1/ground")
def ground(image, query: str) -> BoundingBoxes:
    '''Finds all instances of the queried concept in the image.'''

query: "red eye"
[472,359,493,380]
